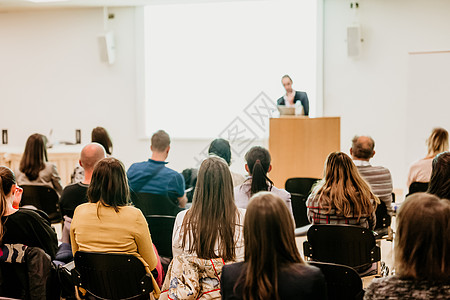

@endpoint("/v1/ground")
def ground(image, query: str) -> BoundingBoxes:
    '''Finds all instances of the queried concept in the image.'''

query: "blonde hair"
[395,193,450,280]
[312,152,379,220]
[427,127,449,157]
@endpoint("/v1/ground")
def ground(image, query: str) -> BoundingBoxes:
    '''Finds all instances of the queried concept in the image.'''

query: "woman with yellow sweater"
[70,157,162,298]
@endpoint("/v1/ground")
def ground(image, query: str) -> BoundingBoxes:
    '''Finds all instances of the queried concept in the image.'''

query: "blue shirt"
[127,159,185,200]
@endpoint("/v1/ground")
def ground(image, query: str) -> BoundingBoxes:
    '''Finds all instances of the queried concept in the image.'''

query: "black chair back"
[145,215,176,258]
[73,251,153,300]
[20,185,61,223]
[285,178,319,228]
[407,182,429,197]
[303,224,381,270]
[132,192,184,217]
[309,262,364,300]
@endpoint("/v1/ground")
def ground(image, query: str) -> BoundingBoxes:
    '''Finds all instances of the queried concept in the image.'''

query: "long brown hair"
[87,157,131,213]
[427,127,449,157]
[91,127,113,155]
[312,152,379,220]
[19,133,48,181]
[238,192,303,300]
[395,193,450,280]
[0,167,16,243]
[181,156,238,261]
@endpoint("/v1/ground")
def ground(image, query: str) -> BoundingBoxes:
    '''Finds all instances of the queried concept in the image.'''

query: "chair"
[303,224,381,274]
[407,182,429,197]
[285,178,320,228]
[132,192,184,217]
[72,251,154,300]
[309,262,364,300]
[19,185,62,223]
[145,215,176,258]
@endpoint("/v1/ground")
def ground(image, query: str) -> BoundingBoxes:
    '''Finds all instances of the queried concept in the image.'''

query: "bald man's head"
[80,143,107,171]
[351,135,375,160]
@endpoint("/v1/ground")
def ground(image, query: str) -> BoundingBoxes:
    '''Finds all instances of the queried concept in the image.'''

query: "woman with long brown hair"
[221,192,326,300]
[306,151,379,229]
[16,133,63,195]
[0,166,58,258]
[172,156,245,261]
[364,193,450,299]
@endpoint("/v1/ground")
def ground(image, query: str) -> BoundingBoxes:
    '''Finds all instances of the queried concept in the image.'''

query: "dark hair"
[181,156,238,261]
[351,135,375,160]
[395,193,450,280]
[428,152,450,199]
[244,146,273,196]
[208,138,231,165]
[87,157,130,213]
[281,75,293,83]
[0,167,16,242]
[91,127,113,155]
[236,192,303,300]
[151,130,170,152]
[19,133,48,181]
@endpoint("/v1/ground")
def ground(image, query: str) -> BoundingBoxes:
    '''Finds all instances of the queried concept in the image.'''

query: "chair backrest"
[285,177,320,196]
[20,185,61,223]
[132,192,184,217]
[407,182,429,196]
[309,262,364,300]
[374,201,391,230]
[285,178,319,228]
[145,215,176,258]
[303,224,381,269]
[73,251,153,300]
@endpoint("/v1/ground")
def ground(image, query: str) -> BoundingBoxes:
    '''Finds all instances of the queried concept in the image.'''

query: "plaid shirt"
[306,193,376,229]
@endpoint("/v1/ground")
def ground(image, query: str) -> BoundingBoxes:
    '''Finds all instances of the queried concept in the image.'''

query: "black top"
[1,208,58,259]
[60,182,89,218]
[277,91,310,116]
[221,262,327,300]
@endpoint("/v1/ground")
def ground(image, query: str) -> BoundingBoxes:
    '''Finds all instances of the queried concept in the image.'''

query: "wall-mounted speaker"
[347,25,362,57]
[98,31,116,64]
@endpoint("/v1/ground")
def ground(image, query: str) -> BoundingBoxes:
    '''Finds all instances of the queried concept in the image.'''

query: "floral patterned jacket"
[159,255,230,300]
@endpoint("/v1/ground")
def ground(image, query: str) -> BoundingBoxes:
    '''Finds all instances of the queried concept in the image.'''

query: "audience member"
[234,146,292,215]
[16,133,63,196]
[364,193,450,299]
[60,143,106,219]
[350,135,394,215]
[172,156,245,260]
[307,152,379,229]
[70,158,162,296]
[71,126,113,183]
[127,130,187,208]
[407,127,448,188]
[221,192,326,300]
[428,151,450,200]
[0,166,58,259]
[162,156,245,299]
[208,138,245,186]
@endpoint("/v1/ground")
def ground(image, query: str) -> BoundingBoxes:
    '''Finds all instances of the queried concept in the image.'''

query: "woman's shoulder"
[270,185,290,198]
[10,208,50,224]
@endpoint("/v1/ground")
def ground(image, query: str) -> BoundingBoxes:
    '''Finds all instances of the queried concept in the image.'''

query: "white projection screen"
[144,0,321,139]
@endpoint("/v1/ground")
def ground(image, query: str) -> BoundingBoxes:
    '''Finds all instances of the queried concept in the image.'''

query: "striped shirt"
[354,160,394,215]
[306,193,376,229]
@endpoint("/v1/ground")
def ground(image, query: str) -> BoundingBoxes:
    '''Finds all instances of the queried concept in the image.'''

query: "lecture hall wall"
[1,0,450,193]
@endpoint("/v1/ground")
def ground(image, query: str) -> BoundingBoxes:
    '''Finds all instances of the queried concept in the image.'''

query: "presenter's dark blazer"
[277,91,309,116]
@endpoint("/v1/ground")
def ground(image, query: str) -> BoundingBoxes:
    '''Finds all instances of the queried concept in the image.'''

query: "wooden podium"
[269,116,340,187]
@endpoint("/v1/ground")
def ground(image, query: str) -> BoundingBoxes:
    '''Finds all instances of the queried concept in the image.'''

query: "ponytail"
[245,147,274,196]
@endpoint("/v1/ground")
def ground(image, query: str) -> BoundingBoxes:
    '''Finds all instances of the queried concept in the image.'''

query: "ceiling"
[0,0,238,12]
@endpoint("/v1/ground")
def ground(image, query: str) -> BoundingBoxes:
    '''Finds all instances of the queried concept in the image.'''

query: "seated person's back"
[127,130,186,207]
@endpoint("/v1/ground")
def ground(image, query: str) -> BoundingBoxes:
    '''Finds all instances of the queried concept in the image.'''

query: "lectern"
[269,117,340,187]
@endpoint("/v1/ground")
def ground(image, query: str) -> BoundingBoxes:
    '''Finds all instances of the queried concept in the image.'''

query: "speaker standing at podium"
[277,75,310,116]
